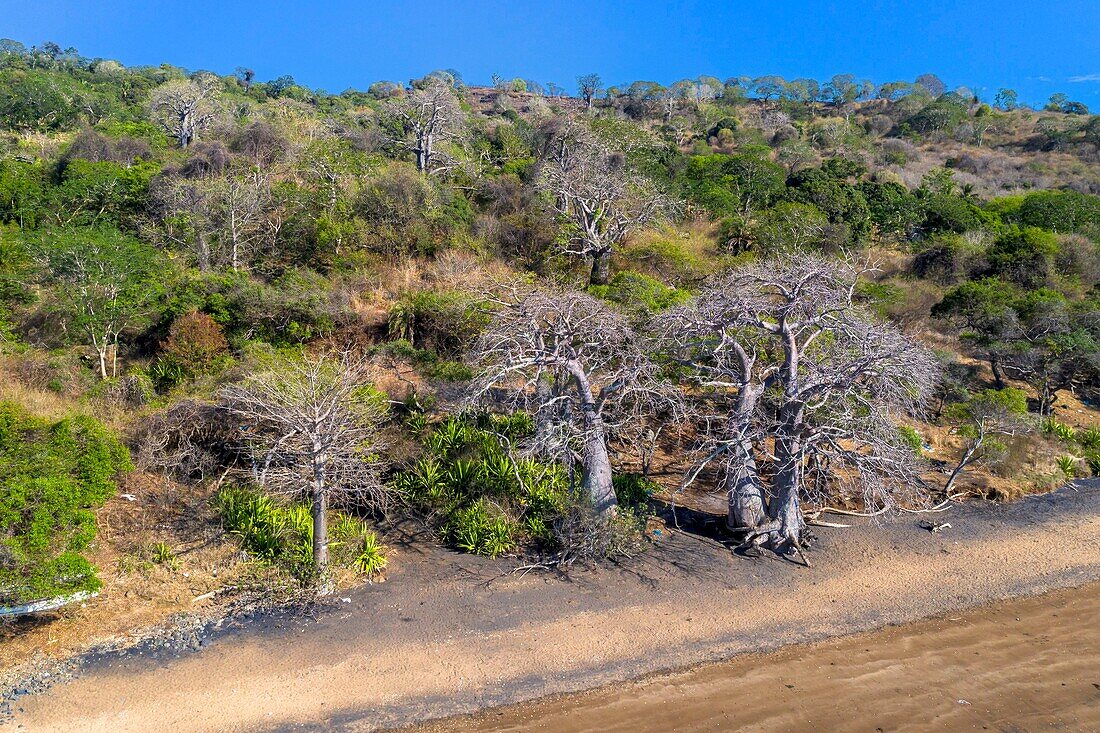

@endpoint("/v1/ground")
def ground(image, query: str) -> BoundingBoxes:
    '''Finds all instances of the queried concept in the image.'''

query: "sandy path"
[6,482,1100,733]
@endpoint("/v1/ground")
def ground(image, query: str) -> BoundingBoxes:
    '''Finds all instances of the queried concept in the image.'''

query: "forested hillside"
[2,39,1099,647]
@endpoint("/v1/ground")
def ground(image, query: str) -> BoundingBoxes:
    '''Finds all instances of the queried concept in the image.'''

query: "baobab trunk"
[570,361,617,513]
[590,248,612,286]
[581,415,617,513]
[311,447,329,578]
[723,445,768,532]
[196,231,211,272]
[770,431,806,548]
[721,403,768,532]
[312,487,329,573]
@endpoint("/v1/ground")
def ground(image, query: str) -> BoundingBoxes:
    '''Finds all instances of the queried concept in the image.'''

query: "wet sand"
[415,582,1100,733]
[4,482,1100,732]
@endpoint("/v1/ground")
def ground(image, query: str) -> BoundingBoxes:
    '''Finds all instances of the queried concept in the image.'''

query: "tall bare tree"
[536,119,671,285]
[220,352,388,578]
[577,74,603,109]
[148,74,221,148]
[658,256,938,555]
[467,286,676,514]
[381,76,464,175]
[150,170,272,272]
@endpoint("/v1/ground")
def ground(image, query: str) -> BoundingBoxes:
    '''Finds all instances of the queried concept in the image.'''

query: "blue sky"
[7,0,1100,107]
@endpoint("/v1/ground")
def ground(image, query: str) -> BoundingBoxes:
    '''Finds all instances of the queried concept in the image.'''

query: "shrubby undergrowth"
[0,401,131,605]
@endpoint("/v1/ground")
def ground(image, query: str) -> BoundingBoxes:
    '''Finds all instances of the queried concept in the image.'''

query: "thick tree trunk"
[581,418,617,513]
[569,361,617,513]
[311,445,329,578]
[722,395,767,532]
[990,358,1006,390]
[770,432,805,548]
[724,454,768,532]
[196,231,211,272]
[590,248,612,286]
[312,487,328,574]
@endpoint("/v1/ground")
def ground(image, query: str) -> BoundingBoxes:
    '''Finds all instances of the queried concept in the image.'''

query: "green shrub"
[898,426,924,455]
[0,402,131,605]
[443,500,517,557]
[589,271,690,314]
[387,290,488,357]
[1076,427,1100,450]
[1042,418,1076,443]
[612,473,659,509]
[394,414,568,555]
[329,514,387,576]
[1055,455,1079,478]
[214,486,387,581]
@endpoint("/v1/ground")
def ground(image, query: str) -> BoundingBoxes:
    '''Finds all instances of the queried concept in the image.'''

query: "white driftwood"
[0,591,97,617]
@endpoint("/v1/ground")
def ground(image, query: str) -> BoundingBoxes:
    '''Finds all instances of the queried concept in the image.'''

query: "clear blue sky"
[7,0,1100,107]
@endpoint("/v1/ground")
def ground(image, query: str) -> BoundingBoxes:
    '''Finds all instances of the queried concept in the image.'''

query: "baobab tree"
[536,118,672,285]
[381,75,464,175]
[657,256,938,555]
[577,73,602,109]
[220,352,388,581]
[150,170,272,272]
[148,74,221,148]
[467,286,676,514]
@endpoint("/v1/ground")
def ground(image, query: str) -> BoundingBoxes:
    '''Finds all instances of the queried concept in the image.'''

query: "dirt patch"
[0,471,246,672]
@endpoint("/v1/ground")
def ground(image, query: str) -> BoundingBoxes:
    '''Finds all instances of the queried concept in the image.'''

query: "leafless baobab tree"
[467,285,677,514]
[657,255,938,556]
[536,118,672,285]
[381,75,465,175]
[148,74,221,148]
[219,352,388,579]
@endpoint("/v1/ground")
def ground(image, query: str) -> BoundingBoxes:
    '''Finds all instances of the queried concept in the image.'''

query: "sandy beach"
[406,581,1100,732]
[4,481,1100,732]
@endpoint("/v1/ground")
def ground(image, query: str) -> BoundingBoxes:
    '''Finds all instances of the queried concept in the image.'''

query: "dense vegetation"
[2,38,1099,600]
[0,401,130,605]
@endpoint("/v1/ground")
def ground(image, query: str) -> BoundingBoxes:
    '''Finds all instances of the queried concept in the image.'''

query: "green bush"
[373,339,475,383]
[897,426,924,456]
[1076,427,1100,450]
[214,486,387,581]
[388,290,487,357]
[443,499,517,557]
[612,473,659,509]
[0,402,131,605]
[588,271,690,314]
[394,414,568,555]
[1042,418,1077,443]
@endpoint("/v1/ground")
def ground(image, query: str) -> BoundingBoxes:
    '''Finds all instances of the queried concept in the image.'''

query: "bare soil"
[3,481,1099,733]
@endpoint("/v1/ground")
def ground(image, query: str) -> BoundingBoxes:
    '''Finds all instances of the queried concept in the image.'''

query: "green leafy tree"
[942,389,1030,495]
[986,226,1060,288]
[676,153,787,219]
[32,228,165,379]
[932,278,1021,388]
[994,88,1018,111]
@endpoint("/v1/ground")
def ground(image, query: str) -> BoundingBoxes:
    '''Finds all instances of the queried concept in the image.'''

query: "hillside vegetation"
[1,40,1099,638]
